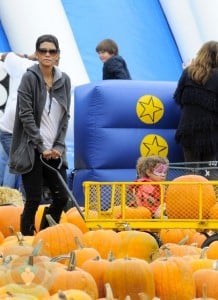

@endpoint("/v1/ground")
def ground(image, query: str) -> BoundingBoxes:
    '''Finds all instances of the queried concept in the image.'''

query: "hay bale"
[0,187,23,206]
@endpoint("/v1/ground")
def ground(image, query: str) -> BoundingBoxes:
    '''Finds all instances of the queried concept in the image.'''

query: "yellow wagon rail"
[83,180,218,230]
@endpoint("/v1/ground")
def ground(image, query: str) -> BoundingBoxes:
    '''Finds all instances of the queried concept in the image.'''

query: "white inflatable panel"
[159,0,203,65]
[0,0,90,86]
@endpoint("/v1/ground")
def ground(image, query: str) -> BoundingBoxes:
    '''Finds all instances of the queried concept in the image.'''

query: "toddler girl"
[130,155,169,218]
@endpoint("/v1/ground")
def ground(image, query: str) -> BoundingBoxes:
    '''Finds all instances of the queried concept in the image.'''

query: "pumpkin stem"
[202,283,208,298]
[46,214,58,226]
[50,255,70,262]
[200,247,209,259]
[58,291,67,299]
[31,239,43,256]
[107,251,116,261]
[74,236,84,249]
[104,283,114,300]
[178,235,188,245]
[93,255,101,261]
[28,255,34,266]
[67,250,77,271]
[213,260,218,270]
[8,226,15,236]
[138,293,149,300]
[2,255,13,265]
[16,231,24,245]
[160,245,171,258]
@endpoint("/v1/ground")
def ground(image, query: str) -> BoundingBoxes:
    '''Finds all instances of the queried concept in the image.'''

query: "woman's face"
[36,41,59,67]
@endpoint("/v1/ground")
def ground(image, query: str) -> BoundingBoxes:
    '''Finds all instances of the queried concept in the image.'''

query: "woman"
[9,34,71,235]
[174,41,218,178]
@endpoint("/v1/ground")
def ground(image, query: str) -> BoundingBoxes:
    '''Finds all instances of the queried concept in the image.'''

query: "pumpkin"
[81,256,111,298]
[32,222,84,257]
[103,257,155,300]
[189,232,207,248]
[205,241,218,259]
[4,255,53,290]
[188,257,215,273]
[0,290,37,299]
[97,283,118,300]
[150,256,195,300]
[0,232,4,245]
[113,205,151,219]
[165,175,216,219]
[48,251,98,298]
[209,203,218,218]
[71,237,100,267]
[65,207,89,233]
[0,206,23,237]
[158,243,201,257]
[83,229,121,259]
[159,229,196,245]
[49,289,92,299]
[193,267,218,298]
[1,232,34,257]
[117,230,159,262]
[0,283,50,299]
[35,204,67,232]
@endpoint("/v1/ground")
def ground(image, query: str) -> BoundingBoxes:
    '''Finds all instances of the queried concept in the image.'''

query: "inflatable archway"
[73,80,183,204]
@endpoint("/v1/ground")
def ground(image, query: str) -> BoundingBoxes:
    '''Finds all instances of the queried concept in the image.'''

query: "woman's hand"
[42,149,53,160]
[51,149,61,160]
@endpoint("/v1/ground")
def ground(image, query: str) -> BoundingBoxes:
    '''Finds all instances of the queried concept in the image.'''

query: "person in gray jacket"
[9,34,71,235]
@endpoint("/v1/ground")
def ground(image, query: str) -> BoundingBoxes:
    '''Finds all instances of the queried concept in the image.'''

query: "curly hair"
[187,40,218,85]
[136,155,169,178]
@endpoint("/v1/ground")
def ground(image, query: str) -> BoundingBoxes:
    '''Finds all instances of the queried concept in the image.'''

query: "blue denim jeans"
[0,130,12,156]
[0,142,16,187]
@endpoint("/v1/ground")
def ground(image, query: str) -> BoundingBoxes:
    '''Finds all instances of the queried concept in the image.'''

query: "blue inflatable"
[73,80,183,204]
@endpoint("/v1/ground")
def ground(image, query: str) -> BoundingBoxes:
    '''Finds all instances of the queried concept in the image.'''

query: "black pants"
[21,151,68,235]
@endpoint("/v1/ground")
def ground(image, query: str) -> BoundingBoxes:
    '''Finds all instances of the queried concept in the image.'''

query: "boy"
[96,39,131,80]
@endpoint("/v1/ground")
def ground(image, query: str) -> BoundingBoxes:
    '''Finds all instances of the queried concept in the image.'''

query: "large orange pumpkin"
[65,207,89,233]
[103,257,155,300]
[193,268,218,298]
[81,256,111,298]
[48,251,98,298]
[159,228,196,244]
[83,229,121,259]
[32,222,84,257]
[165,175,216,219]
[150,256,195,300]
[117,230,159,262]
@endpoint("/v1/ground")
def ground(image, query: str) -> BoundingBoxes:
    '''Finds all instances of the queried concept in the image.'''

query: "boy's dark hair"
[96,39,118,55]
[35,34,60,52]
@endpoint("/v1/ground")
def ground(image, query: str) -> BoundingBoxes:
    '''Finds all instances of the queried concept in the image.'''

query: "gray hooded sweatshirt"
[9,63,71,174]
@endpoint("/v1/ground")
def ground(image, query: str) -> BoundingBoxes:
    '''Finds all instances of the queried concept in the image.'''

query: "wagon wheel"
[201,232,218,248]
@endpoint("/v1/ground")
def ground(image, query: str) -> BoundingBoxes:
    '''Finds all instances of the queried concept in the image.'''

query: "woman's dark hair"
[96,39,118,55]
[35,34,60,52]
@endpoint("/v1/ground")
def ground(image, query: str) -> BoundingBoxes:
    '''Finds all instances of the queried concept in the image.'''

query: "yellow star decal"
[136,95,164,124]
[140,134,168,157]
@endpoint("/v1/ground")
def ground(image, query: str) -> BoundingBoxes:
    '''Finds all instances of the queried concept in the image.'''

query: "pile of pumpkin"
[0,174,218,299]
[0,204,217,299]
